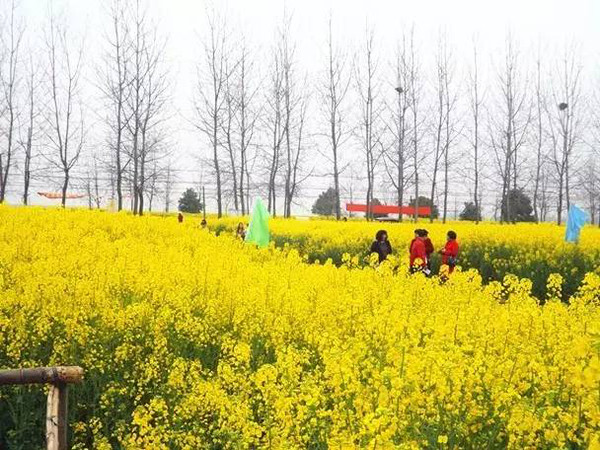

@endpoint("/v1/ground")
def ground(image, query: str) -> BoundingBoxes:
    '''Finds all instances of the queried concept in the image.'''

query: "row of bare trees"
[0,0,171,213]
[0,1,598,224]
[0,0,86,208]
[345,27,594,224]
[100,0,170,215]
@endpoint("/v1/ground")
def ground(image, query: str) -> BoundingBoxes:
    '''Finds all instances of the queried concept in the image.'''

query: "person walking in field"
[370,230,393,263]
[439,230,459,275]
[178,213,184,223]
[236,222,247,240]
[410,229,431,275]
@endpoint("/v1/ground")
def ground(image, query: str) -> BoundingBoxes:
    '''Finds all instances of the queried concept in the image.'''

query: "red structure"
[38,192,86,200]
[346,203,431,217]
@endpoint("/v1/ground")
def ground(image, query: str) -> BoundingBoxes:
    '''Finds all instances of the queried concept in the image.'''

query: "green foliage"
[460,202,482,221]
[178,188,203,214]
[408,196,439,219]
[371,198,389,219]
[312,188,338,216]
[501,189,534,222]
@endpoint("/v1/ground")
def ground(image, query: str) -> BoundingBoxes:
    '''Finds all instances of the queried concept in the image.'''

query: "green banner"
[245,197,270,248]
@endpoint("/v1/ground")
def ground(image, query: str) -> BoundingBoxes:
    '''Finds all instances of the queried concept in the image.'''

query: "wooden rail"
[0,366,84,450]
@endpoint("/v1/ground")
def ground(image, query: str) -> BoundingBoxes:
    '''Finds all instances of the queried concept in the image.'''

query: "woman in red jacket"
[439,230,459,274]
[422,229,434,271]
[410,229,430,275]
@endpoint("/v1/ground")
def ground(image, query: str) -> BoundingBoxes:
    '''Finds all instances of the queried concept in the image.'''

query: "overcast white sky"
[10,0,600,214]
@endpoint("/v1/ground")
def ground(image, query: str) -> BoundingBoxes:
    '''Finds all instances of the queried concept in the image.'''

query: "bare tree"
[100,0,132,211]
[285,92,311,216]
[546,43,583,225]
[222,59,239,212]
[20,55,38,205]
[580,156,598,225]
[83,153,102,209]
[0,0,24,202]
[532,49,546,222]
[440,34,459,224]
[119,0,170,216]
[489,33,530,223]
[320,15,350,220]
[221,41,259,216]
[163,160,174,212]
[136,55,169,216]
[592,76,600,226]
[145,160,162,212]
[355,26,383,221]
[385,36,410,222]
[539,167,551,222]
[43,9,85,207]
[467,38,483,223]
[234,42,259,215]
[264,35,285,216]
[194,7,229,218]
[407,27,422,222]
[428,33,448,223]
[277,13,309,218]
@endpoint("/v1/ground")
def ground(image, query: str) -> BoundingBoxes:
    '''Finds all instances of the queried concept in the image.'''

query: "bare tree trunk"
[195,8,229,218]
[548,44,582,225]
[22,58,36,205]
[469,40,481,223]
[44,10,85,208]
[441,35,456,224]
[164,163,172,212]
[101,0,131,212]
[408,28,421,222]
[223,69,239,212]
[492,34,529,224]
[532,55,544,222]
[430,35,445,223]
[130,0,144,215]
[93,157,101,208]
[323,16,349,220]
[277,14,299,219]
[0,0,24,203]
[385,37,410,223]
[266,43,285,217]
[235,43,258,216]
[355,27,381,221]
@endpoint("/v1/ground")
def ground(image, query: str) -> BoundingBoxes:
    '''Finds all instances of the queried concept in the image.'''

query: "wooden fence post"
[46,383,68,450]
[0,366,83,450]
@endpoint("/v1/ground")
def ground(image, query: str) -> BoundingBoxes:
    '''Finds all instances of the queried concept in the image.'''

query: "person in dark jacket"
[178,213,184,223]
[236,222,247,240]
[370,230,392,263]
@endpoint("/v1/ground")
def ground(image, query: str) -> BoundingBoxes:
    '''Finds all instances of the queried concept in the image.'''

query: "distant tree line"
[0,1,598,224]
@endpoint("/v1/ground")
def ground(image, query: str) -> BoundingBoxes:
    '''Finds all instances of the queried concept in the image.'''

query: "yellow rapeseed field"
[210,216,600,300]
[0,206,600,449]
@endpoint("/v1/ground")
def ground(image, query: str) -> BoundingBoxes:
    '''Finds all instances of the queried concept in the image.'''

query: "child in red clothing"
[439,230,459,274]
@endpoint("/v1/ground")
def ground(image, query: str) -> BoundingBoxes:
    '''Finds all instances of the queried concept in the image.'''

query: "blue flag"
[565,205,588,243]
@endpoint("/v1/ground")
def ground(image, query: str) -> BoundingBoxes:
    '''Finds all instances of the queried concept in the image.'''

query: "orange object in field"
[38,192,87,200]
